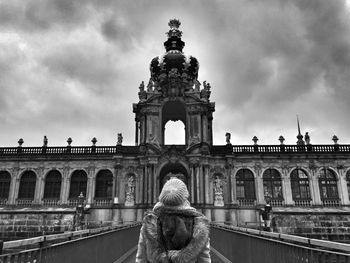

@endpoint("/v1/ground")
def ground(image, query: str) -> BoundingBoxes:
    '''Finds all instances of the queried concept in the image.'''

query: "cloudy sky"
[0,0,350,147]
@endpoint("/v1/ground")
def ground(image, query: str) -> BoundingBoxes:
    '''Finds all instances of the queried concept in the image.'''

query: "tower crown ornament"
[150,19,199,96]
[167,19,182,38]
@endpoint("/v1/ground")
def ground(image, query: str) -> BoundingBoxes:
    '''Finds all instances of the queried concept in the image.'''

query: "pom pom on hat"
[159,177,189,206]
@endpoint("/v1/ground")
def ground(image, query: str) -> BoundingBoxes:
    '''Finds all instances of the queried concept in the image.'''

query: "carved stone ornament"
[213,175,224,207]
[125,175,135,206]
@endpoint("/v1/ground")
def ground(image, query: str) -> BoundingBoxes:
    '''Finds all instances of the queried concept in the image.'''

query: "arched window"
[164,120,185,145]
[291,169,310,200]
[263,169,283,200]
[18,171,36,199]
[95,170,113,199]
[319,168,339,200]
[69,170,87,198]
[0,171,11,202]
[236,169,255,200]
[44,170,62,199]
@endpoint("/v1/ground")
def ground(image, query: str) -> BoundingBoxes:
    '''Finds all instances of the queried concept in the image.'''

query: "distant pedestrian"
[136,177,211,263]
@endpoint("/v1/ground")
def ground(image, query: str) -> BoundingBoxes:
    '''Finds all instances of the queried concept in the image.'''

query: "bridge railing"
[211,224,350,263]
[0,223,141,263]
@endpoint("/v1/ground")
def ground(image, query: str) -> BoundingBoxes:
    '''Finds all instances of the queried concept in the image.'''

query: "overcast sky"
[0,0,350,147]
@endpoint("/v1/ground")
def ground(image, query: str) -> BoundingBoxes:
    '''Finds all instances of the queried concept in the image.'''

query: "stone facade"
[1,19,350,241]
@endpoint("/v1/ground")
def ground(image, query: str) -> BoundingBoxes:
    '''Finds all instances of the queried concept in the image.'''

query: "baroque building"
[1,19,350,241]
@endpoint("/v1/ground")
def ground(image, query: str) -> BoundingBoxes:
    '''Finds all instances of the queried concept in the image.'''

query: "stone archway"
[159,162,189,192]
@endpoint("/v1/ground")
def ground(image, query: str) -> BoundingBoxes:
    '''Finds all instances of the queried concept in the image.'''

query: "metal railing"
[0,223,141,263]
[211,224,350,263]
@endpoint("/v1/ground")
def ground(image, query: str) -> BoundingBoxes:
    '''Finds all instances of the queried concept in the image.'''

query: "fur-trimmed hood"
[141,209,210,263]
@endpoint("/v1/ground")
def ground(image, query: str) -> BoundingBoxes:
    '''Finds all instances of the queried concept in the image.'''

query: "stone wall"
[0,212,74,241]
[272,210,350,242]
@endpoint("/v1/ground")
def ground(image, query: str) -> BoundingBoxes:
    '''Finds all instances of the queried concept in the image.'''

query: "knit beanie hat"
[159,177,189,206]
[154,177,195,212]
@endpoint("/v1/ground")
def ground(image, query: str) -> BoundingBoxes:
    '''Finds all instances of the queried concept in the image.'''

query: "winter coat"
[135,206,211,263]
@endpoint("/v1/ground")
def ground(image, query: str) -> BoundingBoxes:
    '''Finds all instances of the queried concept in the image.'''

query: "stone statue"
[146,78,153,92]
[213,176,224,206]
[200,81,211,101]
[125,175,135,206]
[305,132,310,145]
[138,81,147,101]
[117,133,123,146]
[194,79,201,92]
[43,136,48,147]
[147,133,161,148]
[225,132,231,145]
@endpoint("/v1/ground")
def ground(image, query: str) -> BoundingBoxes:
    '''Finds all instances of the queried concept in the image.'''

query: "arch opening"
[159,163,189,192]
[0,171,11,200]
[69,170,87,199]
[164,120,185,145]
[95,170,113,199]
[44,170,62,199]
[162,101,186,145]
[19,171,36,200]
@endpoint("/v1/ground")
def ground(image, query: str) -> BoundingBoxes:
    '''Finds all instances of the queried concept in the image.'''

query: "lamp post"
[76,192,85,230]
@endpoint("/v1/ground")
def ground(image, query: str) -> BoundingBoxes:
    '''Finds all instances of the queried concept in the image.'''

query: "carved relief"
[125,175,135,206]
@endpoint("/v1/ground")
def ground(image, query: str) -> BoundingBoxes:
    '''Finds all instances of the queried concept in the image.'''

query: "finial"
[252,136,259,145]
[168,19,181,30]
[18,138,24,147]
[278,136,285,145]
[296,115,305,145]
[166,19,183,39]
[332,135,339,145]
[91,137,97,146]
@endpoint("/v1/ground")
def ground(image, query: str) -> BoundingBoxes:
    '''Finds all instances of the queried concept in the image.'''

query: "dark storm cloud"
[0,0,349,146]
[0,0,89,31]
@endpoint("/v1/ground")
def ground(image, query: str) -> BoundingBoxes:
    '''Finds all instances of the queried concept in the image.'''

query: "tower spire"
[296,115,305,145]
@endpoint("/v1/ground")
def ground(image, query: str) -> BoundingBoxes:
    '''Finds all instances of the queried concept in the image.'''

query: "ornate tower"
[133,19,215,151]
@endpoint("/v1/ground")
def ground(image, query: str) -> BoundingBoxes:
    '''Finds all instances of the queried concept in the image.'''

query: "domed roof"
[150,19,199,91]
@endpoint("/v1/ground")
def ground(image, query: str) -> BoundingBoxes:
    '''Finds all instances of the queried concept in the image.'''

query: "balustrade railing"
[322,199,340,207]
[237,199,256,207]
[68,198,85,207]
[16,199,34,206]
[269,199,284,206]
[294,199,312,207]
[42,198,60,206]
[0,144,349,157]
[212,144,350,155]
[0,198,8,205]
[0,146,139,156]
[93,198,113,206]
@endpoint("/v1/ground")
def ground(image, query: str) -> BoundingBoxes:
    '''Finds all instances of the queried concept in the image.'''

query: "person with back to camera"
[136,177,211,263]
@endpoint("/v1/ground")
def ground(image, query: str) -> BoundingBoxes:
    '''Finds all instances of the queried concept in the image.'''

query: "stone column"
[195,164,201,204]
[338,168,350,205]
[204,165,210,205]
[147,165,152,205]
[135,120,139,146]
[34,168,45,204]
[255,166,265,205]
[8,168,20,205]
[226,165,233,204]
[153,164,158,204]
[202,114,208,142]
[309,169,322,205]
[190,164,195,203]
[61,167,70,204]
[86,167,95,205]
[113,165,122,204]
[281,169,293,205]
